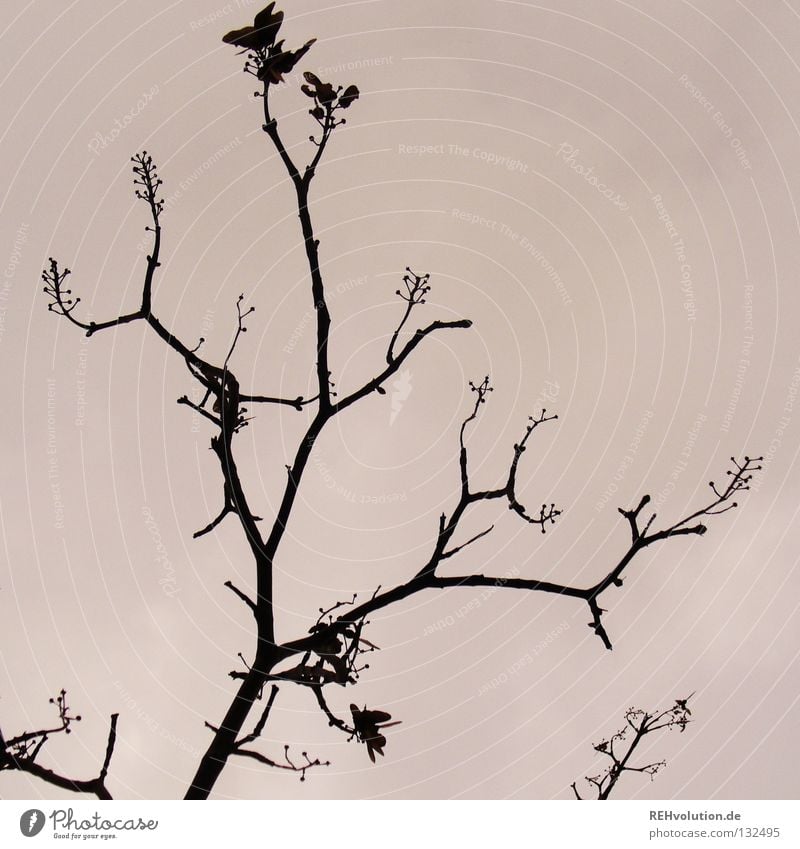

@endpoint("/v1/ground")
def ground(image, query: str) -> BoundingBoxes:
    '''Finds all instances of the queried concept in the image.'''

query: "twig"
[224,581,258,617]
[572,697,694,799]
[2,693,119,800]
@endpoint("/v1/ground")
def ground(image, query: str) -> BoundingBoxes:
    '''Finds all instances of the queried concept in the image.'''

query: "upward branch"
[571,696,694,800]
[1,691,119,800]
[279,430,758,660]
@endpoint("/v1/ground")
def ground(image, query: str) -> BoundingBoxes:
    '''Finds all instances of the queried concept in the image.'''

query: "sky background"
[1,0,799,800]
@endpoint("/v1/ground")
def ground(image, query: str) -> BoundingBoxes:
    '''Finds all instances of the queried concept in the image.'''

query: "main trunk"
[184,660,272,799]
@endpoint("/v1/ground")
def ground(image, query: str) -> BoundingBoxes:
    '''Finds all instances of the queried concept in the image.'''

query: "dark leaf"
[222,2,284,51]
[315,82,336,104]
[258,38,316,83]
[363,709,392,723]
[338,84,360,108]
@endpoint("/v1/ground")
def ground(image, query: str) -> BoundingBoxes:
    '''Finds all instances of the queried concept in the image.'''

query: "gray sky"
[1,0,799,800]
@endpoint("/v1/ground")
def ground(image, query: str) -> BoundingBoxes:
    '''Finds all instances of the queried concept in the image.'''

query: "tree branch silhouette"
[571,696,694,800]
[1,691,118,800]
[29,2,761,802]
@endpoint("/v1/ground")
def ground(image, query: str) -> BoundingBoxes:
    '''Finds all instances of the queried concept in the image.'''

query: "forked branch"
[571,696,694,799]
[1,691,119,800]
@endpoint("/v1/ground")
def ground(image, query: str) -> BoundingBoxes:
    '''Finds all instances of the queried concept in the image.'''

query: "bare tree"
[18,3,759,799]
[571,696,694,800]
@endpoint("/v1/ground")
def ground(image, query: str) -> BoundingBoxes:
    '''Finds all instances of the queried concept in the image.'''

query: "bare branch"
[572,696,694,799]
[223,294,256,373]
[43,152,163,339]
[233,744,329,781]
[311,685,353,735]
[177,395,222,429]
[194,499,235,539]
[440,524,495,560]
[2,693,118,800]
[333,318,473,414]
[646,456,762,543]
[387,269,431,364]
[587,598,613,651]
[236,685,280,748]
[239,392,317,410]
[458,376,493,494]
[618,494,651,544]
[224,581,258,617]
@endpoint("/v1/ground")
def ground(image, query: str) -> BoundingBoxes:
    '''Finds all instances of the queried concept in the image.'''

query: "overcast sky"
[1,0,799,800]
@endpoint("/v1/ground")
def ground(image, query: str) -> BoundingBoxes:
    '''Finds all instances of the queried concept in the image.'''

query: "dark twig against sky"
[20,2,761,802]
[571,696,695,800]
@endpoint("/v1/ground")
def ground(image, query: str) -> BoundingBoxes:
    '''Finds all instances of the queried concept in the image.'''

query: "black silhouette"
[349,705,402,763]
[571,697,695,800]
[18,3,762,800]
[222,2,284,51]
[0,691,117,799]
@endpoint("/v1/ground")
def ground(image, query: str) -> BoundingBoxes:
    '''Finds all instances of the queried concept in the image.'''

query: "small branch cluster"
[278,593,380,688]
[506,409,561,533]
[224,2,315,86]
[1,691,118,800]
[131,151,164,225]
[302,72,360,144]
[387,268,432,364]
[229,686,330,781]
[42,149,167,339]
[571,695,694,800]
[665,455,763,537]
[584,454,762,649]
[397,269,431,306]
[42,258,78,319]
